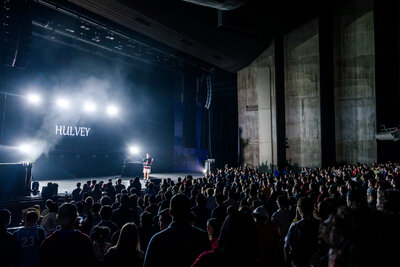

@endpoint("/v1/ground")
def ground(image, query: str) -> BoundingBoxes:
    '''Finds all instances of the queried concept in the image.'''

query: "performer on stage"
[143,153,154,181]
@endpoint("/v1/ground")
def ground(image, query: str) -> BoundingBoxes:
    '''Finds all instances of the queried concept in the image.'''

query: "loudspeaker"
[0,0,32,69]
[0,163,32,201]
[121,162,142,177]
[182,74,197,147]
[149,177,161,187]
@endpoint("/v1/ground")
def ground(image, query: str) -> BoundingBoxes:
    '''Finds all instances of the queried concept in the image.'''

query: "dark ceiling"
[63,0,333,73]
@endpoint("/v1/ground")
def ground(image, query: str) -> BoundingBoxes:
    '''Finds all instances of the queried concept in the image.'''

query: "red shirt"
[40,229,93,267]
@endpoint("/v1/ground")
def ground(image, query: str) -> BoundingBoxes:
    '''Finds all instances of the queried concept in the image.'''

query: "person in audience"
[206,218,221,250]
[100,196,112,206]
[114,178,125,194]
[192,211,262,267]
[380,189,400,213]
[0,209,18,267]
[132,176,142,195]
[126,179,135,194]
[104,223,144,267]
[81,182,92,196]
[191,193,211,230]
[91,226,111,266]
[144,194,211,267]
[271,195,292,240]
[157,208,172,231]
[3,159,400,267]
[41,199,53,217]
[91,180,97,190]
[143,194,150,209]
[128,194,142,226]
[144,183,156,196]
[111,194,122,210]
[253,206,280,267]
[317,185,329,204]
[112,194,134,228]
[40,203,93,267]
[205,188,217,210]
[144,195,159,217]
[138,211,156,252]
[211,193,227,224]
[71,182,82,202]
[91,203,102,226]
[284,197,320,267]
[15,211,46,267]
[81,202,101,234]
[92,205,118,240]
[158,190,173,212]
[189,188,198,208]
[320,206,400,267]
[40,202,58,236]
[92,184,102,202]
[104,179,116,202]
[223,189,239,209]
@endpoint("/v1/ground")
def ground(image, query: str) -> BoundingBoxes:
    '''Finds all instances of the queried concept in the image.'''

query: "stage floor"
[35,172,202,194]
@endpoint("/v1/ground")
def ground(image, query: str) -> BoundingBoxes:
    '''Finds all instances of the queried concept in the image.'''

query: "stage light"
[56,98,70,109]
[106,105,118,117]
[27,93,42,105]
[203,168,207,174]
[84,102,97,113]
[18,144,33,154]
[129,146,140,155]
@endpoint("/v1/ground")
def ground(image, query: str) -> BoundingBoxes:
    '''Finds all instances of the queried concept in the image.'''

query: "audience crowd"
[1,162,400,267]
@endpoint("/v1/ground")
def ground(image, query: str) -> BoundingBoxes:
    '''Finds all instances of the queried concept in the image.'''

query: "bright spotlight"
[129,146,140,155]
[27,93,42,105]
[106,105,118,117]
[18,144,33,154]
[56,98,70,108]
[84,102,97,113]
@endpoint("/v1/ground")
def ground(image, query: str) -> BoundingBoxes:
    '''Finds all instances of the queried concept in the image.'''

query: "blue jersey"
[15,225,46,267]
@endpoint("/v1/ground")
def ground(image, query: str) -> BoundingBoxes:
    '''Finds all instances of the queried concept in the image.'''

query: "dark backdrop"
[0,37,178,178]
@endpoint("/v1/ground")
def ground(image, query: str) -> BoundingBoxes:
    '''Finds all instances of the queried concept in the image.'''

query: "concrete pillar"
[237,44,277,170]
[257,65,277,171]
[284,19,321,168]
[238,67,260,168]
[334,0,376,164]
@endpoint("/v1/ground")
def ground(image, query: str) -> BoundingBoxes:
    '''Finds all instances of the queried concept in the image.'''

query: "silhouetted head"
[297,197,314,218]
[218,211,258,259]
[169,193,190,221]
[115,223,140,251]
[100,205,113,221]
[56,203,77,228]
[0,209,11,229]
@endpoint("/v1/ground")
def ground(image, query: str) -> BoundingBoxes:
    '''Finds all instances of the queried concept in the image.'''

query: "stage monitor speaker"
[149,177,162,188]
[0,163,32,201]
[0,0,32,69]
[121,162,142,177]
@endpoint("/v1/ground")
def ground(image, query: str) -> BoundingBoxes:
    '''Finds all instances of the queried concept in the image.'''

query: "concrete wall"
[237,43,277,170]
[334,0,376,164]
[284,19,321,168]
[237,0,378,168]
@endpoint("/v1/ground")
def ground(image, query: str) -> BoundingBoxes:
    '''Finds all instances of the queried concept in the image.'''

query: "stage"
[34,172,203,194]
